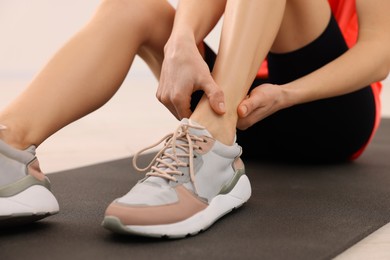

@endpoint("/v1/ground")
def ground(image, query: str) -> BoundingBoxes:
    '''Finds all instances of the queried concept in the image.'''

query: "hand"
[157,39,225,120]
[237,83,288,130]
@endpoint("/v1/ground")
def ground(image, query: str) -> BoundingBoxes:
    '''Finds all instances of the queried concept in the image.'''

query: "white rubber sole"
[103,175,251,238]
[0,185,59,225]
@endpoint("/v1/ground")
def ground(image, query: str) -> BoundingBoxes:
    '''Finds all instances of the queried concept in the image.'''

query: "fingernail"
[240,106,248,116]
[219,102,225,112]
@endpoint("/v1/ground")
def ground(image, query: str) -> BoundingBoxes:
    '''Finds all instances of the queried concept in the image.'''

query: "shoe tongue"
[182,118,212,138]
[144,119,211,187]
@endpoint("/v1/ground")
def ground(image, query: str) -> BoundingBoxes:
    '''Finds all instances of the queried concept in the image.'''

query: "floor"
[1,1,390,259]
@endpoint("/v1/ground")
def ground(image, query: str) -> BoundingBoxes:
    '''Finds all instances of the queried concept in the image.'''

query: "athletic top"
[257,0,382,159]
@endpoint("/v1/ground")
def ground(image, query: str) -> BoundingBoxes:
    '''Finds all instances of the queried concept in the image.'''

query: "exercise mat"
[1,119,390,260]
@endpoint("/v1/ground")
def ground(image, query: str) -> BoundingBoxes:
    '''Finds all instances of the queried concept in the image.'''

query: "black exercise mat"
[1,119,390,260]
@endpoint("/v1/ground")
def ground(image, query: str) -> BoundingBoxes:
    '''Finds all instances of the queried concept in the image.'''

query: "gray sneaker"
[103,119,251,238]
[0,138,59,227]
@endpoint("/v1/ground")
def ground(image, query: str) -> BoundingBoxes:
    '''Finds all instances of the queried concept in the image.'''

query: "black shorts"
[193,14,377,163]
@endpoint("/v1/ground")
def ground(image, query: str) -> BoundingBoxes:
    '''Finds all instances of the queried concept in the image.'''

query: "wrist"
[165,25,196,52]
[280,83,301,109]
[164,35,197,62]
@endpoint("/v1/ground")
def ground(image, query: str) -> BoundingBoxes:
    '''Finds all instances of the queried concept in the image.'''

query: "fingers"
[237,98,249,118]
[175,96,193,119]
[237,89,265,130]
[237,84,282,130]
[238,91,261,118]
[157,74,225,120]
[156,85,192,120]
[237,114,258,130]
[201,77,226,115]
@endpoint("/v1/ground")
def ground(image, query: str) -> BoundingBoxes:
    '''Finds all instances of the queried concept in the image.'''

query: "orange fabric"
[328,0,358,48]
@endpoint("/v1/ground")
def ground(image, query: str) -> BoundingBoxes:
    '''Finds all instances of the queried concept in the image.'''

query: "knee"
[98,0,162,30]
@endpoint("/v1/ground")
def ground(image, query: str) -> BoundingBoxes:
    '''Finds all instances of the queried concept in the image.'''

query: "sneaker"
[0,135,59,227]
[102,119,251,238]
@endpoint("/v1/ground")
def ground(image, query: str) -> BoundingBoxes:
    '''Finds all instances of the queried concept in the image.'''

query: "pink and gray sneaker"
[0,128,59,227]
[102,119,251,238]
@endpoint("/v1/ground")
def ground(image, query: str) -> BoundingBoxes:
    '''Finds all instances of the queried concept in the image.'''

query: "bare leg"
[0,0,175,149]
[0,0,332,150]
[191,0,331,145]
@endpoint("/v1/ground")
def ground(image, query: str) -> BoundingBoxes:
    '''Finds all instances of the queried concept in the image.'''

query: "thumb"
[238,98,254,118]
[201,77,226,115]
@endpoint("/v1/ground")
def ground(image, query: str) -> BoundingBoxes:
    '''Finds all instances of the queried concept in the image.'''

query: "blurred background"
[0,0,389,173]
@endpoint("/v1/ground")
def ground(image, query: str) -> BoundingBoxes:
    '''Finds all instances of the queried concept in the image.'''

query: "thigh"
[198,5,377,163]
[238,15,377,163]
[237,87,376,163]
[136,0,176,78]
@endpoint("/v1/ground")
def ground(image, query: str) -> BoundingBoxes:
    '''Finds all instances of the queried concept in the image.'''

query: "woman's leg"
[237,3,376,163]
[0,0,175,149]
[102,0,335,238]
[0,0,181,226]
[191,0,369,162]
[190,0,332,146]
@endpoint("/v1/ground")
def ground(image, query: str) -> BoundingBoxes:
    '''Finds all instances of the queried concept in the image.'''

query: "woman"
[0,0,389,237]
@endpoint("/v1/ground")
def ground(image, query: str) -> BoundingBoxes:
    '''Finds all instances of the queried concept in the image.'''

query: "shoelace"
[133,121,206,191]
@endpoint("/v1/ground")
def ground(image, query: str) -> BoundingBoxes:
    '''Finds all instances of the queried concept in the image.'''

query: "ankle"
[189,96,239,145]
[190,115,237,146]
[209,121,237,145]
[0,123,32,150]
